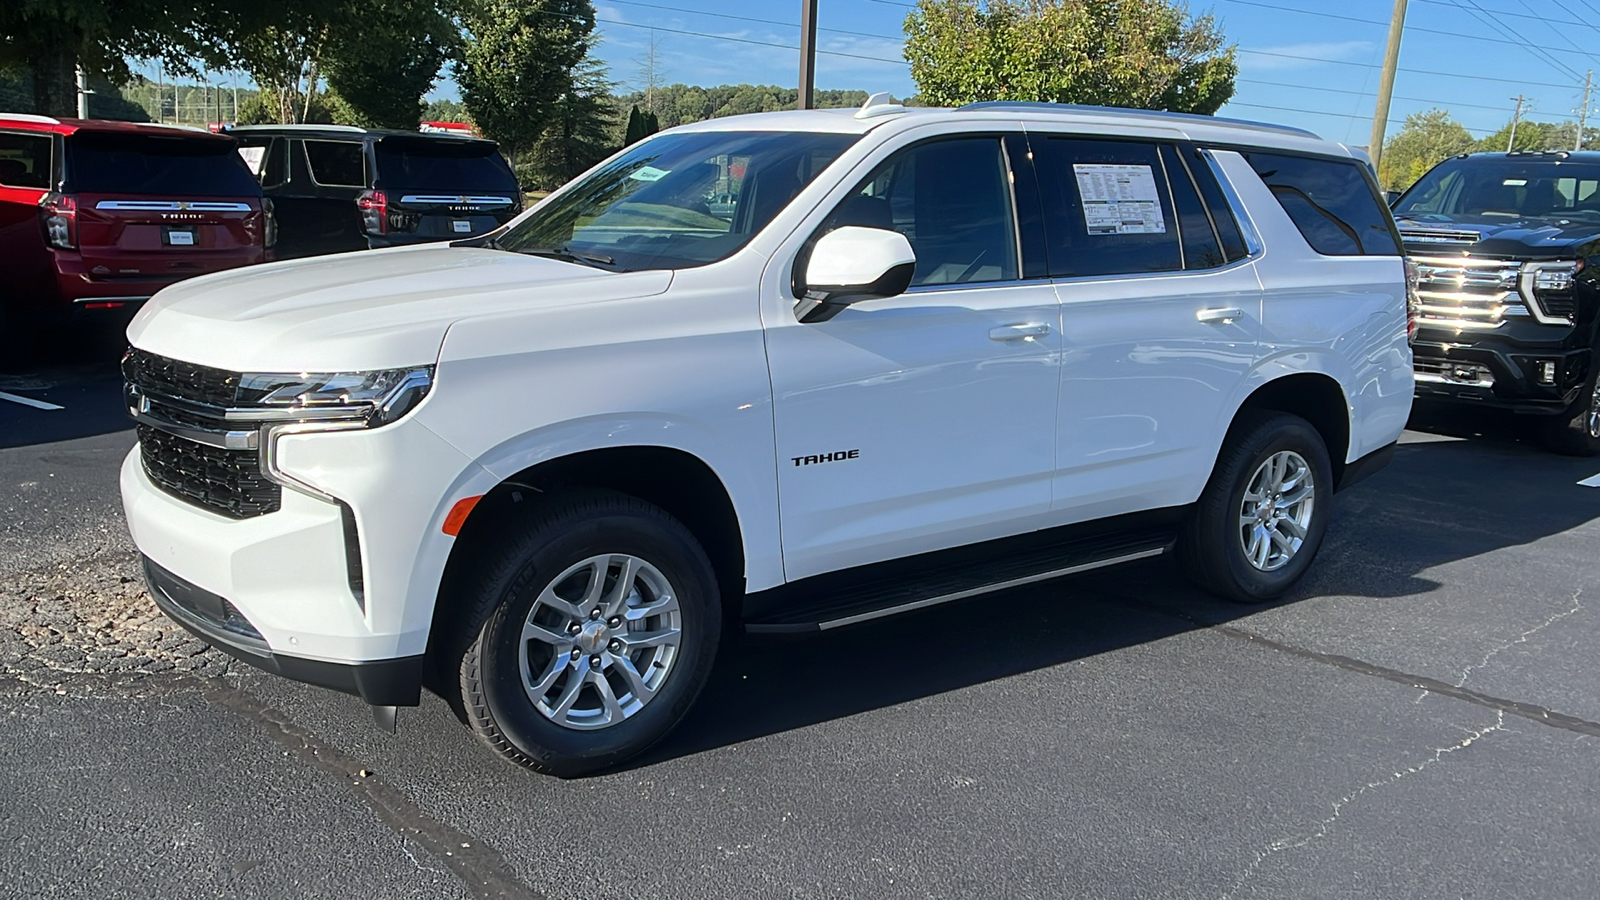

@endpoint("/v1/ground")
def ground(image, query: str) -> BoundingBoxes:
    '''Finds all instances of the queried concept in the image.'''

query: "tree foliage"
[322,0,454,130]
[457,0,596,163]
[522,56,615,189]
[903,0,1236,114]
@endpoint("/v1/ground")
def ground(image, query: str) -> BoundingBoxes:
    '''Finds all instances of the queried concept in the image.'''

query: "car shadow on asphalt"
[623,404,1600,773]
[0,326,132,449]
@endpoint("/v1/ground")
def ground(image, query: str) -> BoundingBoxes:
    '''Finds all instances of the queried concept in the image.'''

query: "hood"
[126,244,673,372]
[1395,213,1600,260]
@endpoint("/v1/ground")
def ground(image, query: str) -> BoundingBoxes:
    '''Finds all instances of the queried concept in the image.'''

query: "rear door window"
[0,132,52,189]
[374,138,516,194]
[65,132,261,197]
[1032,137,1182,277]
[1161,144,1226,270]
[1242,152,1400,256]
[304,140,366,187]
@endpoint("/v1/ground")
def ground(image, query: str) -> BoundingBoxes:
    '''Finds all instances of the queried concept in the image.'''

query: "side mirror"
[795,226,916,323]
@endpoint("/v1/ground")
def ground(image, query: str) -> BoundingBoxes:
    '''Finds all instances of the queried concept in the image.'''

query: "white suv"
[121,98,1412,775]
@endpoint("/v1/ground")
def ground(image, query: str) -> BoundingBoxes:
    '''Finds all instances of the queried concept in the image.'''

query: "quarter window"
[1032,137,1182,278]
[0,132,52,189]
[304,140,365,187]
[1243,152,1400,256]
[821,136,1019,287]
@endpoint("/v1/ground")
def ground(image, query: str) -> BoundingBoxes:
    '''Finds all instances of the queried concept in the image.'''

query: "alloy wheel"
[1237,450,1316,572]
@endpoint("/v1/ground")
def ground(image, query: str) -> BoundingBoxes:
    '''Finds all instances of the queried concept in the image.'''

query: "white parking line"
[1579,472,1600,488]
[0,391,63,411]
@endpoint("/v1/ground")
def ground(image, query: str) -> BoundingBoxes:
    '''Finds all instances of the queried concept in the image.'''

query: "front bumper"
[1412,330,1589,414]
[143,555,424,705]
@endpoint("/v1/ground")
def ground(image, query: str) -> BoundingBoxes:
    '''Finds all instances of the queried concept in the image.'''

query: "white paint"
[0,391,62,410]
[1578,472,1600,487]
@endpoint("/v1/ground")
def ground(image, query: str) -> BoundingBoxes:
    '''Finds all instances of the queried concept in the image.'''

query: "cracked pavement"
[3,360,1599,898]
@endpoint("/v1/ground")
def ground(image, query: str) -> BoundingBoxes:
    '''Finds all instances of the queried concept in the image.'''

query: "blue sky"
[527,0,1600,148]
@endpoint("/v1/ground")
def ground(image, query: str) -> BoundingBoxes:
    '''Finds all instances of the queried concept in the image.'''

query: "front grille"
[123,347,239,408]
[1401,228,1482,247]
[137,424,281,518]
[1411,256,1526,330]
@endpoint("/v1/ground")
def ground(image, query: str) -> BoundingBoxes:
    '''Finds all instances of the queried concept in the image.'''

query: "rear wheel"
[1181,411,1333,603]
[450,489,721,776]
[1538,359,1600,456]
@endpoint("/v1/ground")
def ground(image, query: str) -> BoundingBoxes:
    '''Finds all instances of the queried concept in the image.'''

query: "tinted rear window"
[375,138,516,193]
[1243,152,1399,256]
[67,132,261,197]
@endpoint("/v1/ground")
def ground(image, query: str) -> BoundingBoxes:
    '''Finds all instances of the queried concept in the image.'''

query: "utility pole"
[1578,70,1592,150]
[75,66,90,118]
[1508,94,1526,152]
[1369,0,1408,174]
[799,0,818,110]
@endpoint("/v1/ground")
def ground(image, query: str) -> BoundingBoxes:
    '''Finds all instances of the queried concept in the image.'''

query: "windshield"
[375,137,516,193]
[67,132,261,197]
[492,130,859,271]
[1394,157,1600,222]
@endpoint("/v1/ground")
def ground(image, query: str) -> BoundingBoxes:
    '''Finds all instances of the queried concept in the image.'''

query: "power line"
[595,17,909,66]
[1238,78,1519,112]
[1218,0,1600,68]
[1445,0,1587,81]
[1226,100,1499,134]
[603,0,905,43]
[1237,48,1580,89]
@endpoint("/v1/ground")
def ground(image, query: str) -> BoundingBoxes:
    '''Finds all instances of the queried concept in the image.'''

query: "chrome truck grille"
[1410,257,1527,330]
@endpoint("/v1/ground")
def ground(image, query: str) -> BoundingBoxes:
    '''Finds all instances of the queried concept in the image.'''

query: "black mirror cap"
[796,261,916,323]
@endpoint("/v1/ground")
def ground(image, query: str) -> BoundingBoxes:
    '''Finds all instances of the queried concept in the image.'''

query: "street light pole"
[1369,0,1409,175]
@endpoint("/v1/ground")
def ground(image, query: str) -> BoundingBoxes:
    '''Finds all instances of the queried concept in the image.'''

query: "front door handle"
[989,322,1052,341]
[1196,307,1245,324]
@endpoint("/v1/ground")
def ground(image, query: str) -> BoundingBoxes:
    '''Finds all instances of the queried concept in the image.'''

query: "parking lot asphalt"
[2,344,1598,899]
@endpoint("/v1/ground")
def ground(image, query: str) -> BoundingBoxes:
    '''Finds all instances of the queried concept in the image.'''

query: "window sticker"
[1073,163,1167,234]
[237,146,266,175]
[629,165,670,182]
[1503,179,1528,186]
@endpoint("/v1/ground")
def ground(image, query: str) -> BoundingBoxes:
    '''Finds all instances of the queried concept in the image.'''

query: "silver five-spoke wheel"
[518,553,681,730]
[1586,377,1600,439]
[1237,450,1316,572]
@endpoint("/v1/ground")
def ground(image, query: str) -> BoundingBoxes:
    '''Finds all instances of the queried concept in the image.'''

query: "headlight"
[232,366,433,428]
[1520,260,1584,324]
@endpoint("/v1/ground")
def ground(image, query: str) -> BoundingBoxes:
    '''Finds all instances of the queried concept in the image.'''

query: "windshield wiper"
[515,244,617,269]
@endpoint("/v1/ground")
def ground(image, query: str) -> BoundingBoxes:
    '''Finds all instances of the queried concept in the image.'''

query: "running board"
[744,516,1178,634]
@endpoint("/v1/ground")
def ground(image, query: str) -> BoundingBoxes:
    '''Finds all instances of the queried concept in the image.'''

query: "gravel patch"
[0,550,237,693]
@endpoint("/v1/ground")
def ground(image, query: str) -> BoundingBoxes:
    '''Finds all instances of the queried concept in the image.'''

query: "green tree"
[423,97,470,123]
[1378,108,1476,191]
[322,0,453,130]
[523,56,615,189]
[903,0,1236,114]
[457,0,596,165]
[623,104,647,145]
[1474,120,1556,155]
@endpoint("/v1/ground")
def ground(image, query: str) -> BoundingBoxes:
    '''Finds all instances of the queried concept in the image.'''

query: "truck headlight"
[1520,260,1583,324]
[232,366,434,428]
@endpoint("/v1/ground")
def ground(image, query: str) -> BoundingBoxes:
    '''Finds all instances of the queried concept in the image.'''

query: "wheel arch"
[430,445,747,646]
[1230,372,1352,485]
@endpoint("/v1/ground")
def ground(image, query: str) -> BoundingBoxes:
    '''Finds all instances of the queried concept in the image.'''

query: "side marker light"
[442,495,484,536]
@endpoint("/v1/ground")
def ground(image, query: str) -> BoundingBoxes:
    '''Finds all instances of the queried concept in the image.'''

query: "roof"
[665,99,1351,158]
[226,124,496,143]
[0,114,231,139]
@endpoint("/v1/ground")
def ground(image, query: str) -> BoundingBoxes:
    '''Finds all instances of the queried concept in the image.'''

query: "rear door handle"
[989,323,1052,341]
[1196,307,1245,324]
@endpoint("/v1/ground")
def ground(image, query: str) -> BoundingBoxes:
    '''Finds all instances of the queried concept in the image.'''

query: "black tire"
[449,489,721,776]
[1538,359,1600,456]
[1180,411,1334,604]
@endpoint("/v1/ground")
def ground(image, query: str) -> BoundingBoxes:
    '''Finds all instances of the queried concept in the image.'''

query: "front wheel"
[451,490,721,776]
[1538,359,1600,456]
[1180,411,1333,604]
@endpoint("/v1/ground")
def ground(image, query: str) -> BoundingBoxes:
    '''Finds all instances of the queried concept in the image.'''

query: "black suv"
[227,125,520,259]
[1394,150,1600,454]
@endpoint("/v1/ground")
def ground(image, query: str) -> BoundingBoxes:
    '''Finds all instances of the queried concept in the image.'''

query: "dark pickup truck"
[1393,150,1600,454]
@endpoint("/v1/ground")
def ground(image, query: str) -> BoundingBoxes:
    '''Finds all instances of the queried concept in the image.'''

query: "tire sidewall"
[476,510,721,772]
[1218,419,1334,601]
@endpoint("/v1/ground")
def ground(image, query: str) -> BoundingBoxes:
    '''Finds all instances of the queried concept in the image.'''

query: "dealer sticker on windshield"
[1074,164,1166,235]
[629,165,670,182]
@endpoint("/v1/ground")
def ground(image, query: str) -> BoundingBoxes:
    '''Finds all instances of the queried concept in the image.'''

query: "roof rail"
[227,123,367,133]
[1506,149,1571,157]
[0,113,62,125]
[956,101,1321,139]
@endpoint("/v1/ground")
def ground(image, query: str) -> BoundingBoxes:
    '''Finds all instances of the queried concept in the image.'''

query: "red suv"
[0,115,269,347]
